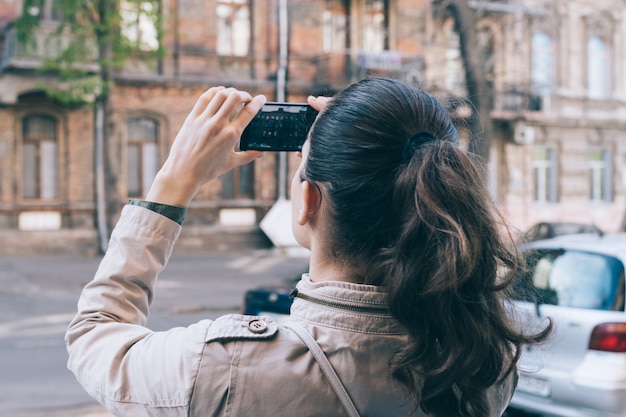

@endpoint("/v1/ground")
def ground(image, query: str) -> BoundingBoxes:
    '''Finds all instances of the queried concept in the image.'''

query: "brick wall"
[0,0,432,254]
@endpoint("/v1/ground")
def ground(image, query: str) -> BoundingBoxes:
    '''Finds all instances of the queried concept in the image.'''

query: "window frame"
[323,0,348,53]
[532,146,558,203]
[126,117,160,199]
[531,31,553,94]
[444,22,463,92]
[514,248,625,312]
[221,163,255,200]
[362,0,388,53]
[21,114,58,200]
[215,0,251,57]
[27,0,64,22]
[121,0,161,52]
[589,148,612,203]
[587,35,610,99]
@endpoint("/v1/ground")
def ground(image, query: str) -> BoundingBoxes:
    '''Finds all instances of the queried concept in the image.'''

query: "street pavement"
[0,249,309,417]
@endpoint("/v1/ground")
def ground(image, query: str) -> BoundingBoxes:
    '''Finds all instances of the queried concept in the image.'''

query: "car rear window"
[514,249,625,311]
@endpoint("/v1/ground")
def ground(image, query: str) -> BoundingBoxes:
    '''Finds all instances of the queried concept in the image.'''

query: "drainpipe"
[276,0,288,200]
[95,100,108,253]
[259,0,302,252]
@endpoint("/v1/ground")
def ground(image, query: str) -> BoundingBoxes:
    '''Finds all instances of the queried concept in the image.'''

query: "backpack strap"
[283,322,360,417]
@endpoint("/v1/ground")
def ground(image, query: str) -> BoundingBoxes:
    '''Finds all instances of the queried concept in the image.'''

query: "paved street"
[0,250,309,417]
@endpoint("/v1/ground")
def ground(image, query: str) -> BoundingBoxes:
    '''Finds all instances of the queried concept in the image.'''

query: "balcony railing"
[492,83,546,113]
[1,22,98,71]
[311,51,425,88]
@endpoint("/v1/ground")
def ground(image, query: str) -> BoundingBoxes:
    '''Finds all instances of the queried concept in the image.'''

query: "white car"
[509,234,626,417]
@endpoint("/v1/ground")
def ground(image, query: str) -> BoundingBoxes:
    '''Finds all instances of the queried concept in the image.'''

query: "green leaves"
[41,73,105,106]
[14,0,163,105]
[15,0,44,47]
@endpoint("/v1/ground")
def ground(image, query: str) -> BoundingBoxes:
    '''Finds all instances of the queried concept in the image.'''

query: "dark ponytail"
[387,140,536,416]
[305,78,550,416]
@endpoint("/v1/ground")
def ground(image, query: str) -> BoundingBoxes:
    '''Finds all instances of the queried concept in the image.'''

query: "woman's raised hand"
[146,87,266,207]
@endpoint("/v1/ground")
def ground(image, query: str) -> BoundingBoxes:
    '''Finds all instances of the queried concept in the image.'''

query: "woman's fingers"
[211,88,252,121]
[308,95,332,112]
[191,86,225,117]
[147,87,268,207]
[227,94,266,164]
[237,94,266,125]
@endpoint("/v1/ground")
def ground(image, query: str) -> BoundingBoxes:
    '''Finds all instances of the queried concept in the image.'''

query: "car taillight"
[589,323,626,352]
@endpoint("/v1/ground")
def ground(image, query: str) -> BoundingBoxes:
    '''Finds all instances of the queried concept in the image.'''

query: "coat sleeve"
[65,204,211,417]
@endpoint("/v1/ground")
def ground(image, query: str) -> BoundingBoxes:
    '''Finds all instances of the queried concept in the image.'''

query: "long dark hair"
[304,78,550,416]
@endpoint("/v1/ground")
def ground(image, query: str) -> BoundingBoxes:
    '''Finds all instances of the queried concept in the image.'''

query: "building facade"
[0,0,426,255]
[0,0,624,255]
[424,0,626,235]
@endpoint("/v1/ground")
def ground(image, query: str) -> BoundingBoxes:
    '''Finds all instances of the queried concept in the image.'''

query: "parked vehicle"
[242,234,626,416]
[509,233,626,417]
[242,280,295,322]
[522,222,604,243]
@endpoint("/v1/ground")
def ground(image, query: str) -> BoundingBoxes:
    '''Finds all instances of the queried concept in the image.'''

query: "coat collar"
[289,274,406,335]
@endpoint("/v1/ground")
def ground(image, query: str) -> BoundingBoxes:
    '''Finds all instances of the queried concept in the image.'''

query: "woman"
[66,78,549,417]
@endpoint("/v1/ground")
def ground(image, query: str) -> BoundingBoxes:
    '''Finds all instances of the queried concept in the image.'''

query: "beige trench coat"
[65,205,516,417]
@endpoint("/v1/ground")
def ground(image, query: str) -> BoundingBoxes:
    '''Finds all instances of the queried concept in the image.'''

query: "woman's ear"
[297,181,322,226]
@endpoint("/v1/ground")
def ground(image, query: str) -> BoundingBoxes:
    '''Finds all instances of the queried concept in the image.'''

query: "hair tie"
[402,131,436,162]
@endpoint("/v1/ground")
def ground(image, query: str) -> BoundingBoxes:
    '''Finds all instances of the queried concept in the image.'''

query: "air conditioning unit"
[514,122,535,145]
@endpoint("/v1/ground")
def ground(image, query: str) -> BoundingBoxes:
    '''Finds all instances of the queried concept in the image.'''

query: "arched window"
[127,117,159,198]
[531,32,553,93]
[588,36,609,99]
[22,115,57,199]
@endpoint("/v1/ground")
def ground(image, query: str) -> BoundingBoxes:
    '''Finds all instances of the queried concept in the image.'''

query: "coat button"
[248,319,268,334]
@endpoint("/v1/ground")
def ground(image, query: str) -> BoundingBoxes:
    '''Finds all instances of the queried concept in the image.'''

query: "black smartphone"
[239,102,318,152]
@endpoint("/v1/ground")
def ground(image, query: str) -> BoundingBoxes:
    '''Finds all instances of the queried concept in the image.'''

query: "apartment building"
[0,0,623,255]
[0,0,426,255]
[424,0,626,234]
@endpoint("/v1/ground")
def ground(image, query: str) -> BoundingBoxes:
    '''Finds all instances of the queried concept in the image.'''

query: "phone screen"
[239,102,318,151]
